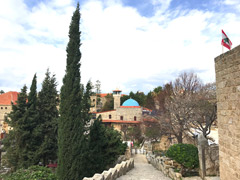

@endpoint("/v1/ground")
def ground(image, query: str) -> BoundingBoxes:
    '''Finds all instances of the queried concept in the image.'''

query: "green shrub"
[166,143,199,169]
[2,165,57,180]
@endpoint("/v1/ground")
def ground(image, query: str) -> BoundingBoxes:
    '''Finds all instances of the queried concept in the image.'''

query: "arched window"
[134,116,137,121]
[120,116,123,120]
[109,114,112,119]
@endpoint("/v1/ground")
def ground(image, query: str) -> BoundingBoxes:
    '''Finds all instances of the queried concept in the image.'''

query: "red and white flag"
[222,30,232,50]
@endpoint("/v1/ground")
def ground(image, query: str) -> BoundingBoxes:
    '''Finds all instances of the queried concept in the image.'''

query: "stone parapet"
[146,153,182,180]
[215,44,240,180]
[83,158,134,180]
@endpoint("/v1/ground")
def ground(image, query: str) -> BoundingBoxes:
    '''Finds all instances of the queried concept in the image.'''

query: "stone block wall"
[83,158,134,180]
[146,153,182,180]
[215,45,240,180]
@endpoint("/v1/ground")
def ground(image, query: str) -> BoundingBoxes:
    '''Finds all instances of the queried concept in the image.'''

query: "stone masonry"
[215,45,240,180]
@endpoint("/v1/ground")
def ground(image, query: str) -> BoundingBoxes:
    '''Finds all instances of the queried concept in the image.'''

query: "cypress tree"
[57,3,91,180]
[37,69,59,166]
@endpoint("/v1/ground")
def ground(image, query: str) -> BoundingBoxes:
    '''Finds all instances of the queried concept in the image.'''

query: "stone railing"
[146,153,182,180]
[83,158,134,180]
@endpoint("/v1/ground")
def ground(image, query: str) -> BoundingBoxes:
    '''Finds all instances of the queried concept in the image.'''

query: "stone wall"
[83,158,134,180]
[215,45,240,180]
[0,105,12,133]
[146,153,182,180]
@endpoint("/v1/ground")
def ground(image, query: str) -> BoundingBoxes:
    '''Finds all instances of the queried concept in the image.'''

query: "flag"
[222,30,232,50]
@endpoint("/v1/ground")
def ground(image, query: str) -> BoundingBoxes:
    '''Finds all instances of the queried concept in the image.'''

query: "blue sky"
[1,0,240,94]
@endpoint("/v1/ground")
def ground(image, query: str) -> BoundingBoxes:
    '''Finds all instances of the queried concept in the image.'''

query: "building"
[0,91,18,134]
[94,90,153,132]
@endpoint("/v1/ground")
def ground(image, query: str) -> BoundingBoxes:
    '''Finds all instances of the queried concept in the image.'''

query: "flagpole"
[222,45,224,54]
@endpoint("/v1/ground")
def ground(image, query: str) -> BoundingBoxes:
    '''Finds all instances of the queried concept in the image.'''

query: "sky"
[1,0,240,94]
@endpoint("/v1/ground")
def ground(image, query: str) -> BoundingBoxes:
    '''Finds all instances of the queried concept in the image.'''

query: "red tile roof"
[0,91,19,105]
[96,93,126,98]
[102,120,141,124]
[143,107,153,112]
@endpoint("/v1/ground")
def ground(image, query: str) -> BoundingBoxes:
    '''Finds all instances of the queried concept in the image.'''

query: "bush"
[2,165,57,180]
[166,143,199,169]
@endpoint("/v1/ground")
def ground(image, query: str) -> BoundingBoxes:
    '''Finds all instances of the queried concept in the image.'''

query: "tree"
[145,91,156,110]
[86,118,107,177]
[101,94,114,111]
[86,119,127,177]
[20,74,40,168]
[0,90,4,94]
[189,83,217,138]
[95,80,102,110]
[37,69,59,166]
[57,4,92,180]
[3,85,28,170]
[164,72,202,143]
[4,74,40,169]
[120,91,146,106]
[126,125,143,144]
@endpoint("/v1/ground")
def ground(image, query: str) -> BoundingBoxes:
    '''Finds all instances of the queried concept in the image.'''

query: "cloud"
[80,1,224,93]
[1,0,240,95]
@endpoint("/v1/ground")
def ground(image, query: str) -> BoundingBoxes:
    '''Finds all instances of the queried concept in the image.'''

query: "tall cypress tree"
[58,3,90,180]
[37,69,59,166]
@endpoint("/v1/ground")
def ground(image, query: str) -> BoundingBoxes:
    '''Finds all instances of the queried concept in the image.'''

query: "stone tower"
[113,89,122,110]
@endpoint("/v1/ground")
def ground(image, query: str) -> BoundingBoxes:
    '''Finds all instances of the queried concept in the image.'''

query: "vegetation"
[1,165,57,180]
[151,72,217,143]
[86,118,127,177]
[3,71,59,170]
[37,69,59,166]
[121,91,146,106]
[166,143,199,175]
[57,3,92,180]
[3,85,28,170]
[101,93,114,111]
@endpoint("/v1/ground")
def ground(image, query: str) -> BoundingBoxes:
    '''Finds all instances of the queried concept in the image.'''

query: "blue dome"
[122,99,139,106]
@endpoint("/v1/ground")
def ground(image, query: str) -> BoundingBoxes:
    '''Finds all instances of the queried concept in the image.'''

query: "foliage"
[57,4,92,180]
[0,90,4,94]
[153,86,163,94]
[166,143,199,169]
[3,70,59,171]
[101,94,114,111]
[2,165,57,180]
[36,69,59,166]
[121,91,146,106]
[3,74,41,170]
[145,91,156,110]
[86,119,127,177]
[126,126,143,144]
[144,123,162,142]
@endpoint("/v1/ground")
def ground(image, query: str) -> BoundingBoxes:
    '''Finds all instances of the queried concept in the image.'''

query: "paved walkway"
[117,154,171,180]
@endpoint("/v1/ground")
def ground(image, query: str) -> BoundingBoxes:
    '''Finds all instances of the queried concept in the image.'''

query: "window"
[109,115,112,119]
[0,107,3,110]
[120,116,123,120]
[5,107,7,110]
[134,116,137,121]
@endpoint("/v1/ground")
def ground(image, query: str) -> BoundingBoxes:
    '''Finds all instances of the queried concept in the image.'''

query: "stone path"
[117,154,171,180]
